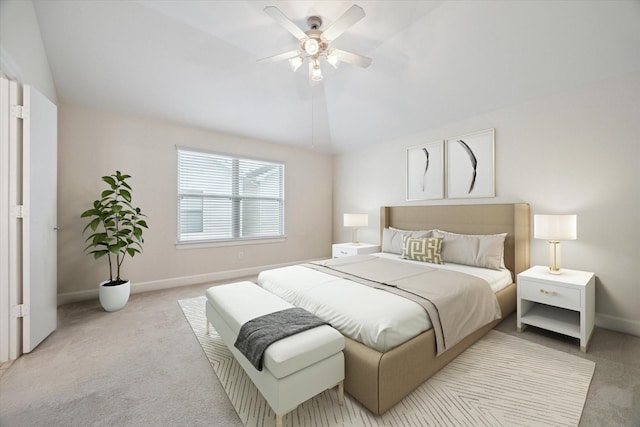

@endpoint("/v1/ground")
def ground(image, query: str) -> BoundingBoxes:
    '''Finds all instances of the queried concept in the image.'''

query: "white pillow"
[382,227,432,255]
[433,230,507,270]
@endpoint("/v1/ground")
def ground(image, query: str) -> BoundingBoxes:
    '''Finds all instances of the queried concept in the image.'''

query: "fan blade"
[333,49,372,68]
[322,5,365,41]
[264,6,308,41]
[257,50,300,64]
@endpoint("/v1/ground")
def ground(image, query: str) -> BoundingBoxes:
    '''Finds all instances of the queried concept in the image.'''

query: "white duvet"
[257,253,513,353]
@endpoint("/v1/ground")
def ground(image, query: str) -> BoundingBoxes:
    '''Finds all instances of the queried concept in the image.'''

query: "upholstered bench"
[205,281,345,427]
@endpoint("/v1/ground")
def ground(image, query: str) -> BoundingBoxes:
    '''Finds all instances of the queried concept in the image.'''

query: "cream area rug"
[179,296,595,427]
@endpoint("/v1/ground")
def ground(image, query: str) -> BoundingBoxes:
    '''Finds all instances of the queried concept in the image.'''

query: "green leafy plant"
[81,171,148,286]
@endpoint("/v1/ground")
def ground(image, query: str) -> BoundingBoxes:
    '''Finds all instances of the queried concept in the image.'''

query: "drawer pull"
[539,289,558,296]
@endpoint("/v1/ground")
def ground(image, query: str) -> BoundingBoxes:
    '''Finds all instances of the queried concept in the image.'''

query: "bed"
[258,203,530,415]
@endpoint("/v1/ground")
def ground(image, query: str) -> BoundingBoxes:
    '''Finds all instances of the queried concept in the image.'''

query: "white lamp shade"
[327,51,339,69]
[309,61,323,81]
[534,214,577,240]
[344,213,368,227]
[288,56,303,72]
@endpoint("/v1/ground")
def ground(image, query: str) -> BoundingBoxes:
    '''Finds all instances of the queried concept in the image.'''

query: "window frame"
[176,146,286,247]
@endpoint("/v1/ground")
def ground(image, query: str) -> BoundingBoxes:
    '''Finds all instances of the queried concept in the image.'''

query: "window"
[177,147,285,243]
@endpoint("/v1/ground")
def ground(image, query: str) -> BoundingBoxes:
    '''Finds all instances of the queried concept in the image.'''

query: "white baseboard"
[596,313,640,337]
[58,269,640,339]
[58,288,97,306]
[57,259,312,306]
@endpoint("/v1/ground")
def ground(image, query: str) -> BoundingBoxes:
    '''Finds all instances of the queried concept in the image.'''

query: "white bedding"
[257,253,513,353]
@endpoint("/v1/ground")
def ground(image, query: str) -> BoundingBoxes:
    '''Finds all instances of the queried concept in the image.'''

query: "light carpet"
[179,296,595,427]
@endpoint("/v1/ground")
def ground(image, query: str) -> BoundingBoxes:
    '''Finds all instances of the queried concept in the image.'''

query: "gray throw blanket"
[234,307,328,371]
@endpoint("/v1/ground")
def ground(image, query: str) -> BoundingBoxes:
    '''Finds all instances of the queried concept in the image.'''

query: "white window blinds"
[177,148,285,243]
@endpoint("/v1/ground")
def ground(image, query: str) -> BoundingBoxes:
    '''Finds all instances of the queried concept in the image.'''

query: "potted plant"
[81,171,148,311]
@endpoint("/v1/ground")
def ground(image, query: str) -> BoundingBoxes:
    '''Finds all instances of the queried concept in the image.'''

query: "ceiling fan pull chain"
[311,86,315,148]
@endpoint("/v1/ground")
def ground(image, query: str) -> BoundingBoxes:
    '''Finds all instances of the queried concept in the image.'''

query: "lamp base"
[351,227,361,246]
[548,266,562,275]
[548,240,561,274]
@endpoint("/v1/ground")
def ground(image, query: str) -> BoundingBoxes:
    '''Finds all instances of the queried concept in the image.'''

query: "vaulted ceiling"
[33,1,640,153]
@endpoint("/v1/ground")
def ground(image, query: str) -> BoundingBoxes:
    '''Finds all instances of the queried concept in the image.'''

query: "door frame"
[0,77,23,361]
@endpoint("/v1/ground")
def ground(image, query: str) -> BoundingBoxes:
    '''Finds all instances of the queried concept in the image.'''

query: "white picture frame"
[446,128,495,198]
[406,140,444,201]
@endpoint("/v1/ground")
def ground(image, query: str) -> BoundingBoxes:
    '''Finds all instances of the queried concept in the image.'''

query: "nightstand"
[517,265,595,352]
[332,243,380,258]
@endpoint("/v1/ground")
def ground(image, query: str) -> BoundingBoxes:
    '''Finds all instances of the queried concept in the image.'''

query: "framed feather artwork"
[406,140,444,201]
[446,128,495,198]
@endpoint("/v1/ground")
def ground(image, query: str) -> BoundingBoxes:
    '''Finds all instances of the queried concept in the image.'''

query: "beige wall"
[58,105,333,299]
[4,0,638,336]
[334,72,640,335]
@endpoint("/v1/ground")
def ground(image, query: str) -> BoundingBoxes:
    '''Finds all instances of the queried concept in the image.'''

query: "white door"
[22,84,57,353]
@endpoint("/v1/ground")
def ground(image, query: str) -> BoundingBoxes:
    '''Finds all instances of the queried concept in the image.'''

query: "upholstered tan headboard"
[380,203,530,277]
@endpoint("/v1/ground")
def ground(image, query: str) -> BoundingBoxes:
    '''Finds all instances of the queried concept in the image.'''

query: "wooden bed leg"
[275,407,294,427]
[338,381,344,405]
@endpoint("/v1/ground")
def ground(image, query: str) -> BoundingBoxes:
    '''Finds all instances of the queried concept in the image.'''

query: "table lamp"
[534,214,577,274]
[344,213,368,245]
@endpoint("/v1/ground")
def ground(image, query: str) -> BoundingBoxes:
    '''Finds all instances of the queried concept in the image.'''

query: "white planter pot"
[99,280,131,312]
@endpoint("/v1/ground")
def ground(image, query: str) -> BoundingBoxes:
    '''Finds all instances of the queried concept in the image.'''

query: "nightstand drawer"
[332,243,380,258]
[333,246,359,257]
[520,281,580,310]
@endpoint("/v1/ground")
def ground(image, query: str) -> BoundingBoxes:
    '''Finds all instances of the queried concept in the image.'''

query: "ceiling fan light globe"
[303,38,320,55]
[309,62,323,81]
[327,52,339,69]
[289,56,303,72]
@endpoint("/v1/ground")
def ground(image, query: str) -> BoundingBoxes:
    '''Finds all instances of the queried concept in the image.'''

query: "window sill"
[175,236,286,250]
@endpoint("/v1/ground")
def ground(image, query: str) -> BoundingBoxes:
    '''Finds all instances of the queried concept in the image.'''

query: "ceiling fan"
[258,4,372,83]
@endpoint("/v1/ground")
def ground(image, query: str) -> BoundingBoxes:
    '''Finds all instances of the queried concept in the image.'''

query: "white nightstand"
[517,265,595,352]
[332,243,380,258]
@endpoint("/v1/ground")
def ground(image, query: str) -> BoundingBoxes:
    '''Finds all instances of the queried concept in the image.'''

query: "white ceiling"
[33,0,640,154]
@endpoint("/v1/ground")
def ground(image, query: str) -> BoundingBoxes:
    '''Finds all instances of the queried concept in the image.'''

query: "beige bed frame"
[343,203,530,415]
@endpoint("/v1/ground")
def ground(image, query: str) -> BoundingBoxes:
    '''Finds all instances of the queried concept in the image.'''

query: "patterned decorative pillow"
[402,235,444,264]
